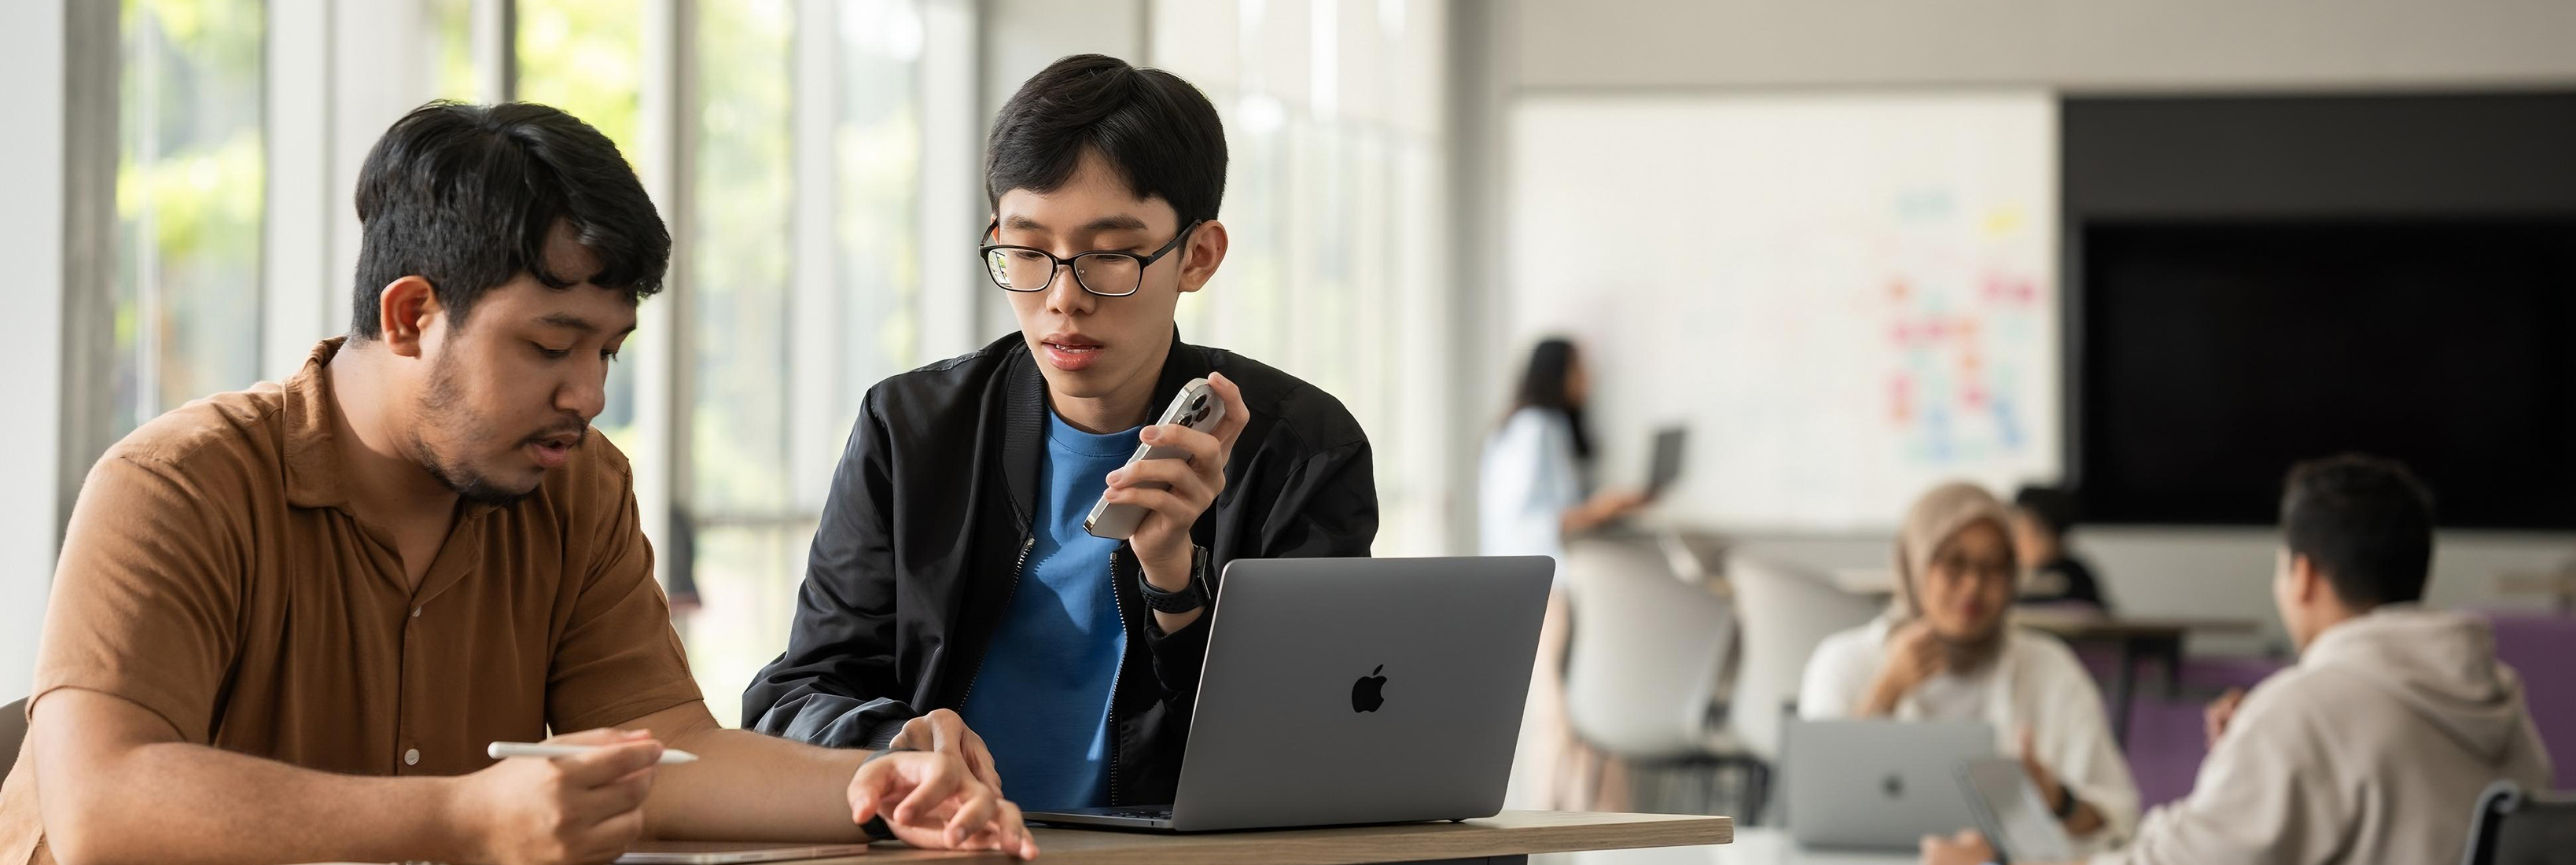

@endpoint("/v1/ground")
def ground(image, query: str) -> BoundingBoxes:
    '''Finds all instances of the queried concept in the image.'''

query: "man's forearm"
[38,738,469,865]
[648,722,874,842]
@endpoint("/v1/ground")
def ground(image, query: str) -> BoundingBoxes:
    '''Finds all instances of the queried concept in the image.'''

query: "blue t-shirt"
[956,413,1137,810]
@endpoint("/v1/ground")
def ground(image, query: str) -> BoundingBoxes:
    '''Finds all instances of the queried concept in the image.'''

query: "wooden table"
[2011,609,2260,745]
[605,812,1732,865]
[2495,569,2576,615]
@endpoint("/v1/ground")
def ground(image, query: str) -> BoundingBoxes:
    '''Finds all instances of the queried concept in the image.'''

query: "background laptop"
[1645,426,1688,498]
[1025,555,1555,832]
[1782,719,1993,850]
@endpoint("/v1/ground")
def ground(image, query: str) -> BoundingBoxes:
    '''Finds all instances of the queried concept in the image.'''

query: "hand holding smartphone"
[1084,378,1226,539]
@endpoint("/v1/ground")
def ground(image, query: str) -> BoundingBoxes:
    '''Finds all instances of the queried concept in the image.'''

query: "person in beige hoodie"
[1925,455,2556,865]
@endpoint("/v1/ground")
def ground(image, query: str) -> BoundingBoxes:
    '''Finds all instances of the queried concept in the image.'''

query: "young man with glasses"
[742,54,1379,811]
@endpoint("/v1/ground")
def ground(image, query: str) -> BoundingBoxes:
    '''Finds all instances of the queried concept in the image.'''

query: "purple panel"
[2113,653,2289,809]
[2476,611,2576,790]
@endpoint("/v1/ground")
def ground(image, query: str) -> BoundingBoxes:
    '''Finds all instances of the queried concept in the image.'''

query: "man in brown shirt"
[0,101,1036,865]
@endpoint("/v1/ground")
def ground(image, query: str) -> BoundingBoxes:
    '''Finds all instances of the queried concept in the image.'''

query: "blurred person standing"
[1485,337,1649,811]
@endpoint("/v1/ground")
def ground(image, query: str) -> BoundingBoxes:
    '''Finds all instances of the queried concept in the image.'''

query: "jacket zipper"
[954,533,1036,712]
[1105,546,1130,807]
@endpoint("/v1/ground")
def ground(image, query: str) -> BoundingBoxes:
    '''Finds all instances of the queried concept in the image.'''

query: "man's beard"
[408,354,543,508]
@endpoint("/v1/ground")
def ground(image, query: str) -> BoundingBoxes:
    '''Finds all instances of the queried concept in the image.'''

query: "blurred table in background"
[2014,609,2259,745]
[1562,827,1911,865]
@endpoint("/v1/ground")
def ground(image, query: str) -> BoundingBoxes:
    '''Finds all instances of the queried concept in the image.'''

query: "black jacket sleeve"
[1253,439,1379,559]
[741,393,919,749]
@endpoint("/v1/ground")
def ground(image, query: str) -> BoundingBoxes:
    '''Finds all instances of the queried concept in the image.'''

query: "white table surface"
[1555,827,1915,865]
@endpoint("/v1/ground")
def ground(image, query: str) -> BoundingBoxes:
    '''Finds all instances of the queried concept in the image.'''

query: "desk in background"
[2011,609,2258,745]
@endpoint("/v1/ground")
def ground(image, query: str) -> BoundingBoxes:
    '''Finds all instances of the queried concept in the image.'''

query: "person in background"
[2011,484,2111,611]
[1803,482,2140,854]
[1481,337,1648,569]
[1924,455,2555,865]
[1484,337,1649,812]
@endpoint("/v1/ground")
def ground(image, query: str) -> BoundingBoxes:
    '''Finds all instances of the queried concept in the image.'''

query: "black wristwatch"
[1137,545,1213,613]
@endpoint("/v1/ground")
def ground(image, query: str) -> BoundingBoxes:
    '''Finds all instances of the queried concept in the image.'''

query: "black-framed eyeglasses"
[980,219,1203,297]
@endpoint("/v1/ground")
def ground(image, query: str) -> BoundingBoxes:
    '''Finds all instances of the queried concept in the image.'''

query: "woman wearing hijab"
[1798,482,2140,850]
[1487,337,1648,812]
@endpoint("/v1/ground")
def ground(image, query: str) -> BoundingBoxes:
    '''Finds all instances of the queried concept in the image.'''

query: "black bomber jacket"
[742,330,1379,805]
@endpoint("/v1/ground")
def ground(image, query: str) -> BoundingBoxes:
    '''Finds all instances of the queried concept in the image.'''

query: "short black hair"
[349,101,669,339]
[985,53,1227,225]
[2280,454,2437,609]
[2014,484,2080,537]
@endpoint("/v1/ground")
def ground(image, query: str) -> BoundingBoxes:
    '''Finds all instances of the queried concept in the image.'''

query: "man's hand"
[1919,829,1996,865]
[2204,686,2247,745]
[1104,372,1251,595]
[848,750,1040,859]
[886,709,1003,795]
[451,728,664,865]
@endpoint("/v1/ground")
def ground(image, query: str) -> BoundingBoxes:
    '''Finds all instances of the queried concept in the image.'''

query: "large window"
[1152,0,1452,555]
[681,0,932,725]
[112,0,266,439]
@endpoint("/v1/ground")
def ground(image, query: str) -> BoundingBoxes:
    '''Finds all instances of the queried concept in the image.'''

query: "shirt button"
[403,748,421,766]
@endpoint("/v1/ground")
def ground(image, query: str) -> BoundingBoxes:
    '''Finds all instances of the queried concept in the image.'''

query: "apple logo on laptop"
[1882,774,1905,799]
[1351,665,1388,712]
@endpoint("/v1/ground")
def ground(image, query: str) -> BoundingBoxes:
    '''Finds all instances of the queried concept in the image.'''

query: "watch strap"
[1137,545,1211,613]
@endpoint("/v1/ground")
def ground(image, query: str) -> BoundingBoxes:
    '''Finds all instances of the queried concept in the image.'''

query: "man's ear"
[376,276,443,359]
[1176,220,1229,294]
[2288,552,2326,606]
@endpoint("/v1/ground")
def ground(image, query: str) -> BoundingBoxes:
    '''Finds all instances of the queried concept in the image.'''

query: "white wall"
[1506,0,2576,92]
[0,0,68,701]
[1479,0,2576,638]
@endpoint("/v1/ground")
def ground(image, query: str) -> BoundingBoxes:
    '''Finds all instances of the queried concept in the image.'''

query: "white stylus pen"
[487,742,700,764]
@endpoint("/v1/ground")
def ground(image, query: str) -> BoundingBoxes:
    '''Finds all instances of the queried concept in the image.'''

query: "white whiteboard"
[1506,93,2060,532]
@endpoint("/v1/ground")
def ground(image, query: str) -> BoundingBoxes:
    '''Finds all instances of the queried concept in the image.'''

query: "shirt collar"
[281,337,352,510]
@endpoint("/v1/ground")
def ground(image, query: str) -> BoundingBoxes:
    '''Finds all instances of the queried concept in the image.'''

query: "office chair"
[0,698,28,780]
[2461,778,2576,865]
[1560,536,1757,819]
[1725,554,1883,824]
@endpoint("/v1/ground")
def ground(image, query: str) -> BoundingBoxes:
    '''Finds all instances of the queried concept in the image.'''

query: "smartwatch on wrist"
[1138,545,1212,613]
[2051,782,2079,820]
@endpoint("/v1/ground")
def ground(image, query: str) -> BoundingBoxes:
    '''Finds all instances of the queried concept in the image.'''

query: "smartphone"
[1084,378,1224,539]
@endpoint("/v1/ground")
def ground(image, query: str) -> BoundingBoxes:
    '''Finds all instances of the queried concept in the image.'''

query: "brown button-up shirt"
[0,338,703,865]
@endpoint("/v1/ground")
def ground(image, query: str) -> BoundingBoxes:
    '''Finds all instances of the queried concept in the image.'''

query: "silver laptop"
[1783,719,1993,850]
[1024,555,1554,832]
[1645,426,1688,498]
